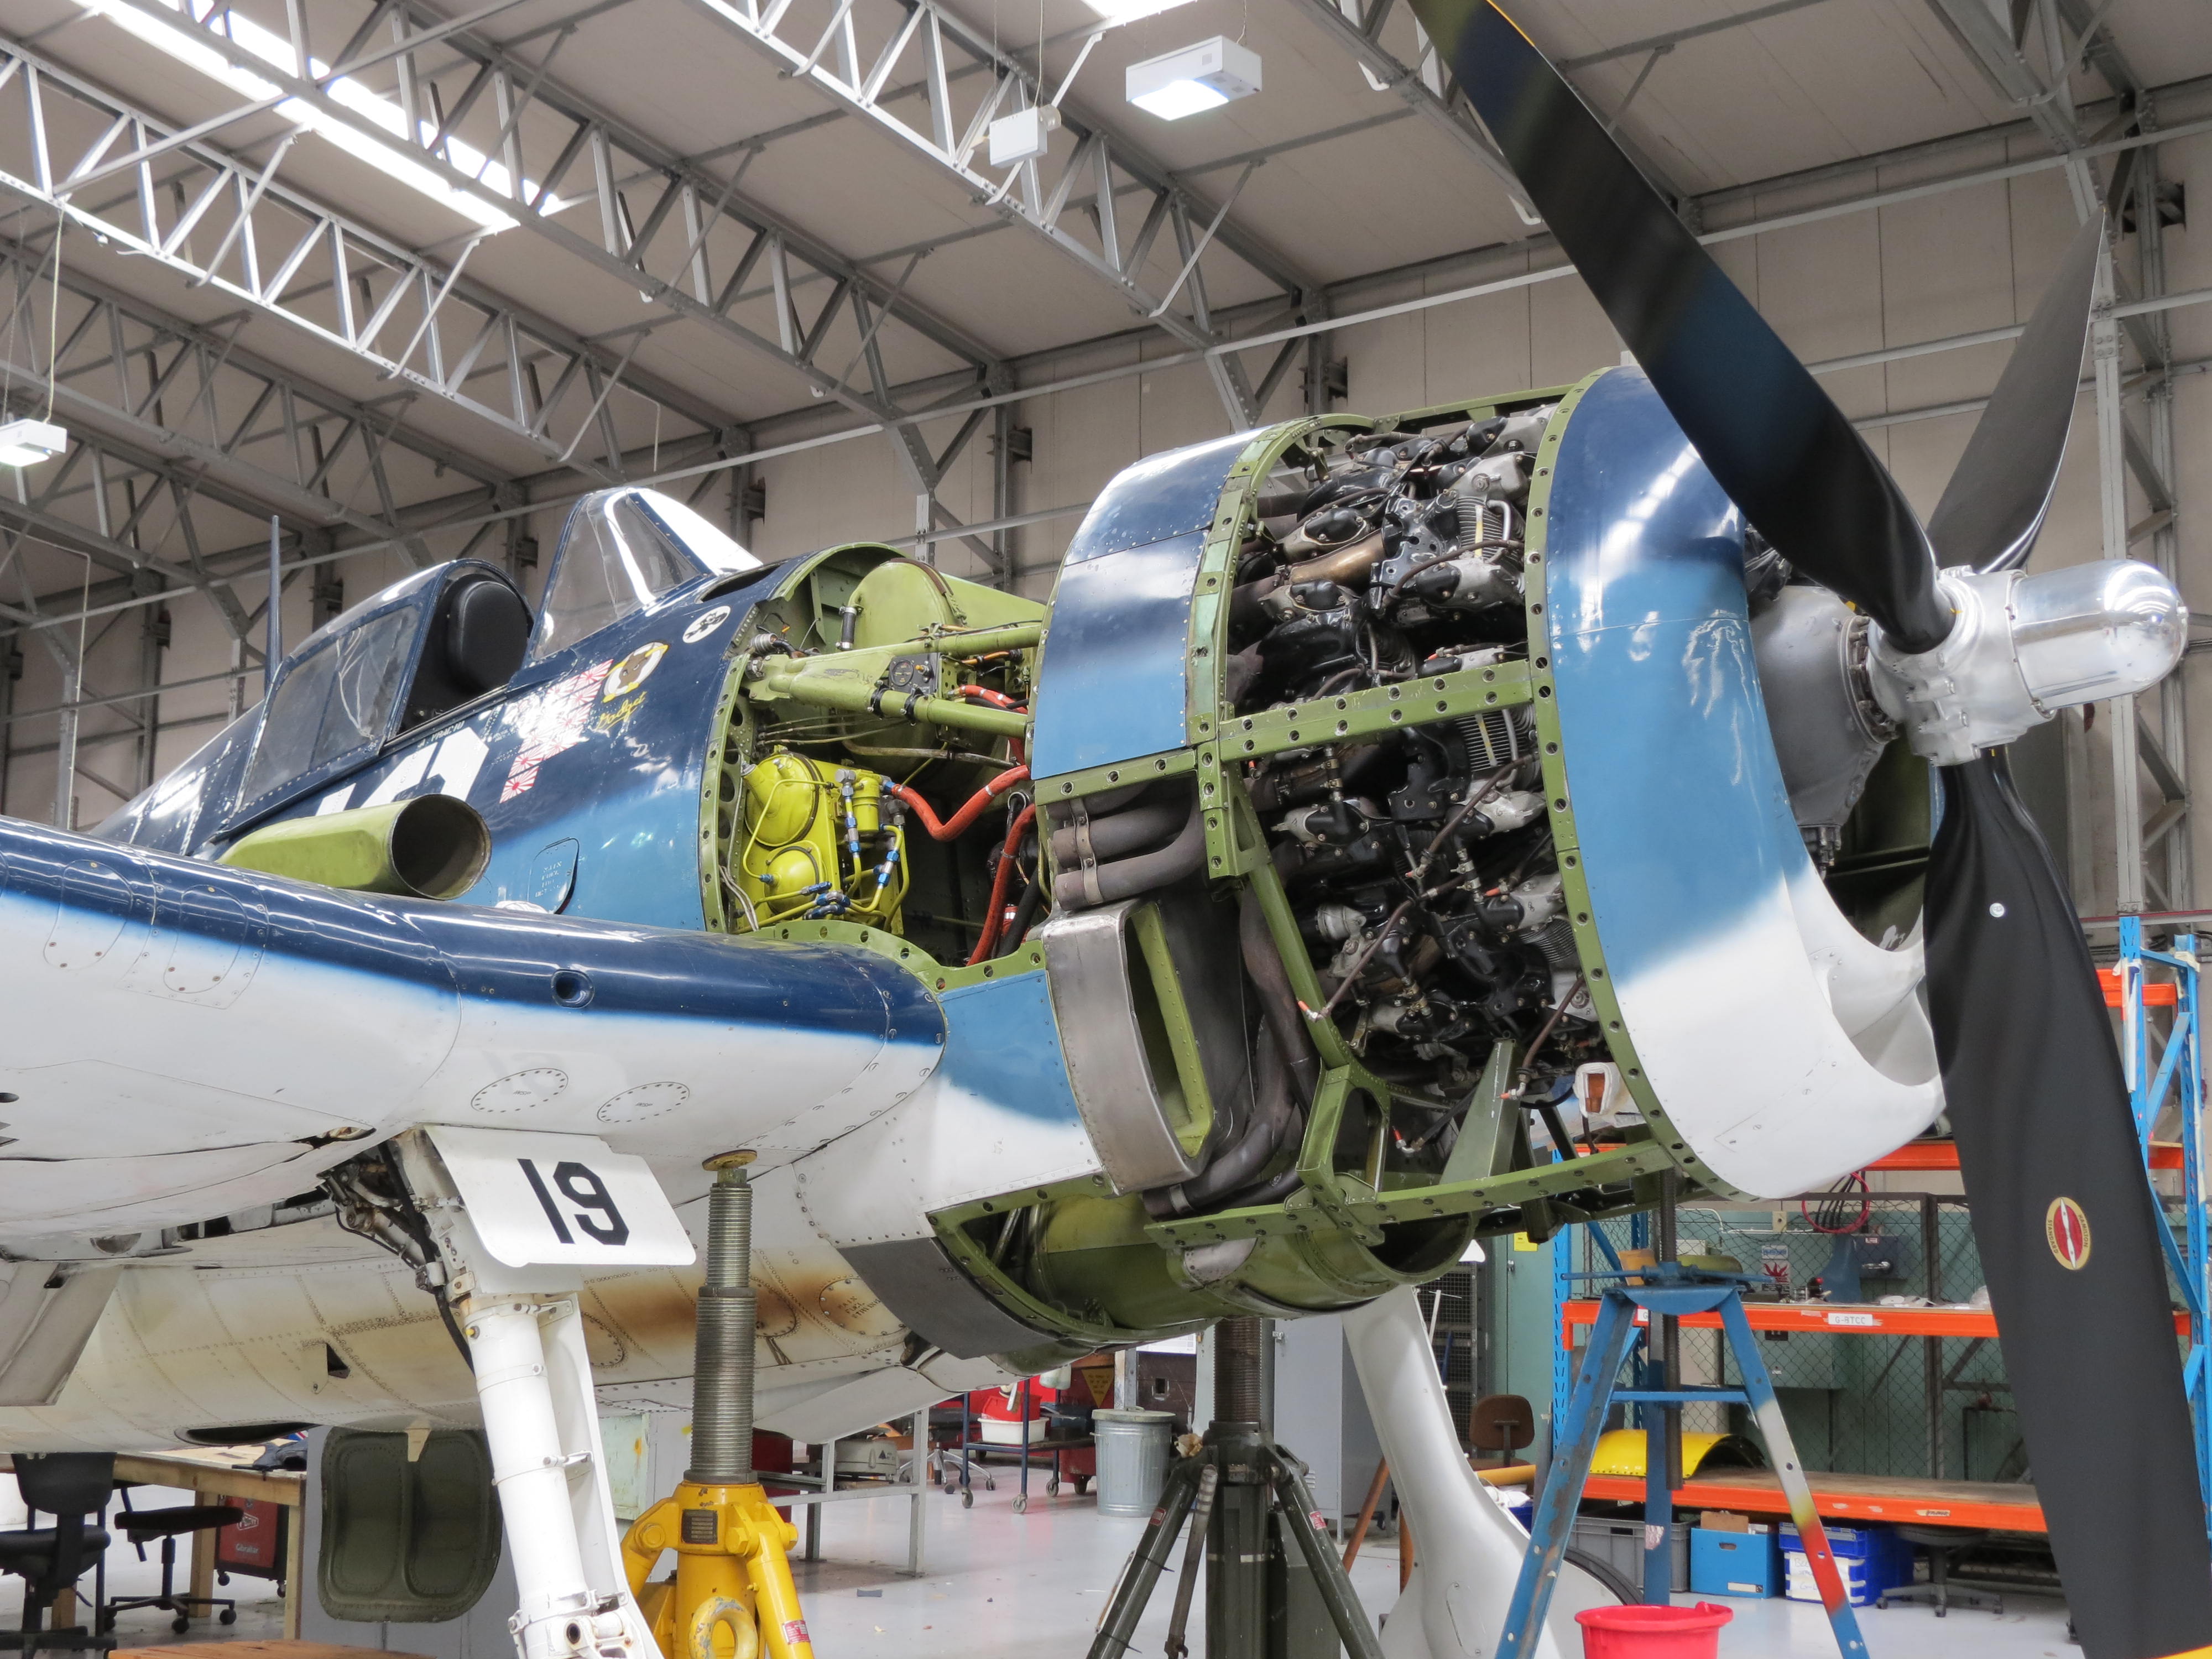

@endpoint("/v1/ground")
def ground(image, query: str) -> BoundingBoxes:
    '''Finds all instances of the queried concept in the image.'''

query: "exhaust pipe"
[220,796,492,900]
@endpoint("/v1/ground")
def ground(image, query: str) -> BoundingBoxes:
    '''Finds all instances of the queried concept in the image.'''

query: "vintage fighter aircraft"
[0,2,2199,1657]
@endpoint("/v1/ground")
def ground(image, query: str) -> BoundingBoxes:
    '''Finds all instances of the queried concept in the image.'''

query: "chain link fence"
[1562,1198,2021,1481]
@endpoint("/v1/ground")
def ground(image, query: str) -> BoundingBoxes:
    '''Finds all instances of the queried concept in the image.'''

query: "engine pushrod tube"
[755,664,1029,738]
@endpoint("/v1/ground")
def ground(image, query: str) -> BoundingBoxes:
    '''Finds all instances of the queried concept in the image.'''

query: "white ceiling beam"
[79,0,993,447]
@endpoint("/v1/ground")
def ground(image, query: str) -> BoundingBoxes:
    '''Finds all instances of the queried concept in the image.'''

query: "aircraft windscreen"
[534,490,759,659]
[240,606,421,805]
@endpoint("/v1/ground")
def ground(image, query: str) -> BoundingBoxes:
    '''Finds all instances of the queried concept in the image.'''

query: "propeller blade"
[1411,0,1951,651]
[1405,6,2212,1648]
[1925,756,2212,1658]
[1928,215,2106,574]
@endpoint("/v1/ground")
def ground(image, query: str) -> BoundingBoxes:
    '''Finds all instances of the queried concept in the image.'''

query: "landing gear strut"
[389,1128,669,1659]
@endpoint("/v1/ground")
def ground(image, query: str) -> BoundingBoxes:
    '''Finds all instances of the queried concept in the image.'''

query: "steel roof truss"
[1291,0,1537,221]
[0,40,732,478]
[0,226,497,583]
[674,0,1310,427]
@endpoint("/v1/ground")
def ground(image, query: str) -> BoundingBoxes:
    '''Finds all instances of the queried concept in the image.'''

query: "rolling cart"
[932,1381,1096,1512]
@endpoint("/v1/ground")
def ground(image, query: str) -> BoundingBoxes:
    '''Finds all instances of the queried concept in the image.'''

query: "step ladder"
[1499,1264,1869,1659]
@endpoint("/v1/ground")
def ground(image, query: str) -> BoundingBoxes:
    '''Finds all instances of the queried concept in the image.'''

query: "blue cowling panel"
[1542,368,1799,983]
[1029,531,1206,779]
[1029,430,1252,778]
[1063,431,1250,564]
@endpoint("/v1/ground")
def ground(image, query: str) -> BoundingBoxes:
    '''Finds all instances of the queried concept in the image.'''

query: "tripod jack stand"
[1088,1319,1382,1659]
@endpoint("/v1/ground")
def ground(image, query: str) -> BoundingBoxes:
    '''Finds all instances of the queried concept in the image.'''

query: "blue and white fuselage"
[0,373,1955,1461]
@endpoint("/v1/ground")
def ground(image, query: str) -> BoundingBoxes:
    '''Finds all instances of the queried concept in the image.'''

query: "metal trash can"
[1093,1408,1175,1516]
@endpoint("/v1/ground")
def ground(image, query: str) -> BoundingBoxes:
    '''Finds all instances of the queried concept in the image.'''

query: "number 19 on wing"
[519,1159,631,1246]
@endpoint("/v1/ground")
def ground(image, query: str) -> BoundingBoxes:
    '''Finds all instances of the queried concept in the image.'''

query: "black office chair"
[1878,1524,2004,1615]
[95,1490,243,1636]
[0,1453,114,1654]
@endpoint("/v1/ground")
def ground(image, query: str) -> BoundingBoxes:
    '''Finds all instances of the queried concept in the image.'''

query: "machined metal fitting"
[1866,561,2186,766]
[686,1150,759,1486]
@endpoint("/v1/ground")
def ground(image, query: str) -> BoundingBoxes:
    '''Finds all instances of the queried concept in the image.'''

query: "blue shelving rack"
[1541,922,2211,1546]
[2116,914,2210,1541]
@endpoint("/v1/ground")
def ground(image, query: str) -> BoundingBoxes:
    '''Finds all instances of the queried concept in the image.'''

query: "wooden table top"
[1582,1468,2045,1533]
[0,1449,301,1506]
[113,1644,420,1659]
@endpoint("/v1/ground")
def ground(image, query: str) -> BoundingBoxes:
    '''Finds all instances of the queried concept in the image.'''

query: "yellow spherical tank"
[729,748,906,930]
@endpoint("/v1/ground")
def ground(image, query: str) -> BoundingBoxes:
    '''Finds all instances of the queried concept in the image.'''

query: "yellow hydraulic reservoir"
[729,749,907,930]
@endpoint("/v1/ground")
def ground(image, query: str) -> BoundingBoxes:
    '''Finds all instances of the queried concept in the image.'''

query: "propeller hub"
[1866,561,2186,765]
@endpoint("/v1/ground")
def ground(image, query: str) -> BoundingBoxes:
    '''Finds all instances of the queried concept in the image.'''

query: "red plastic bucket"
[1575,1603,1734,1659]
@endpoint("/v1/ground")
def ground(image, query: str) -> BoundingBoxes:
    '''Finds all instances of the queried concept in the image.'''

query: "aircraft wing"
[0,813,945,1243]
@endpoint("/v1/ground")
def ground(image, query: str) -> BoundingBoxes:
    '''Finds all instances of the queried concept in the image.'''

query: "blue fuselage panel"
[221,566,784,931]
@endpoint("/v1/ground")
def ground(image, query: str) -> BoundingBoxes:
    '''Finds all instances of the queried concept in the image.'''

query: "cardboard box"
[1701,1511,1752,1533]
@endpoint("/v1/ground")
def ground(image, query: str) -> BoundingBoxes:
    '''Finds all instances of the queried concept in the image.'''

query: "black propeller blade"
[1928,213,2105,574]
[1928,755,2212,1658]
[1413,2,1950,651]
[1407,4,2212,1652]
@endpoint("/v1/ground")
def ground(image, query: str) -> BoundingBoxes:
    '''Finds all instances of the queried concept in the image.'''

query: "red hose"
[955,685,1025,712]
[888,766,1030,842]
[968,804,1037,965]
[953,685,1028,764]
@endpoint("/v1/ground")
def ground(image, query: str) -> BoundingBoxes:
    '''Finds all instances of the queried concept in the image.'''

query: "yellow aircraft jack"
[623,1481,811,1659]
[621,1153,817,1659]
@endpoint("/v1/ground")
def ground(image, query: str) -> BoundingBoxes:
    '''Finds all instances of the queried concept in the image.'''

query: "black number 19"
[518,1159,632,1246]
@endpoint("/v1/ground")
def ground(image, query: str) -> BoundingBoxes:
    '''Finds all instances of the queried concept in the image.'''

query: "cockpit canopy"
[533,488,758,660]
[227,488,756,827]
[235,561,528,818]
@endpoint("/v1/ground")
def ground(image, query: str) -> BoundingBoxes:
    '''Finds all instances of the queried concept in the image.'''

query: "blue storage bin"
[1778,1522,1898,1562]
[1690,1526,1779,1597]
[1778,1524,1911,1605]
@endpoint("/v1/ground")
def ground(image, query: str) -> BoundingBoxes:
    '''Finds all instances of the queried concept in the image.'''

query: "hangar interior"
[0,0,2201,909]
[0,0,2205,1652]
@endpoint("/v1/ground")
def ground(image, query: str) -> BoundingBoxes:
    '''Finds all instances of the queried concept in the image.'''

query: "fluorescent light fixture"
[1126,36,1261,120]
[1084,0,1197,21]
[72,0,565,230]
[989,105,1062,167]
[0,420,67,467]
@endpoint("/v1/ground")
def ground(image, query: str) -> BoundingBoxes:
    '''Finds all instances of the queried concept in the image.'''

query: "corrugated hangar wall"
[3,112,2206,925]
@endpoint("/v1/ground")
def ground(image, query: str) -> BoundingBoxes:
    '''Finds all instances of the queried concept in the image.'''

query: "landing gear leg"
[390,1129,666,1659]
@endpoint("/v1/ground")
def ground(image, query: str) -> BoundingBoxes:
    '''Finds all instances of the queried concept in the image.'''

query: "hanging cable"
[43,210,61,424]
[1801,1172,1872,1234]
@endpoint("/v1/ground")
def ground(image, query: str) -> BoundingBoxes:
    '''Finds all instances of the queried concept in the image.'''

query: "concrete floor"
[3,1477,2072,1657]
[779,1472,2074,1658]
